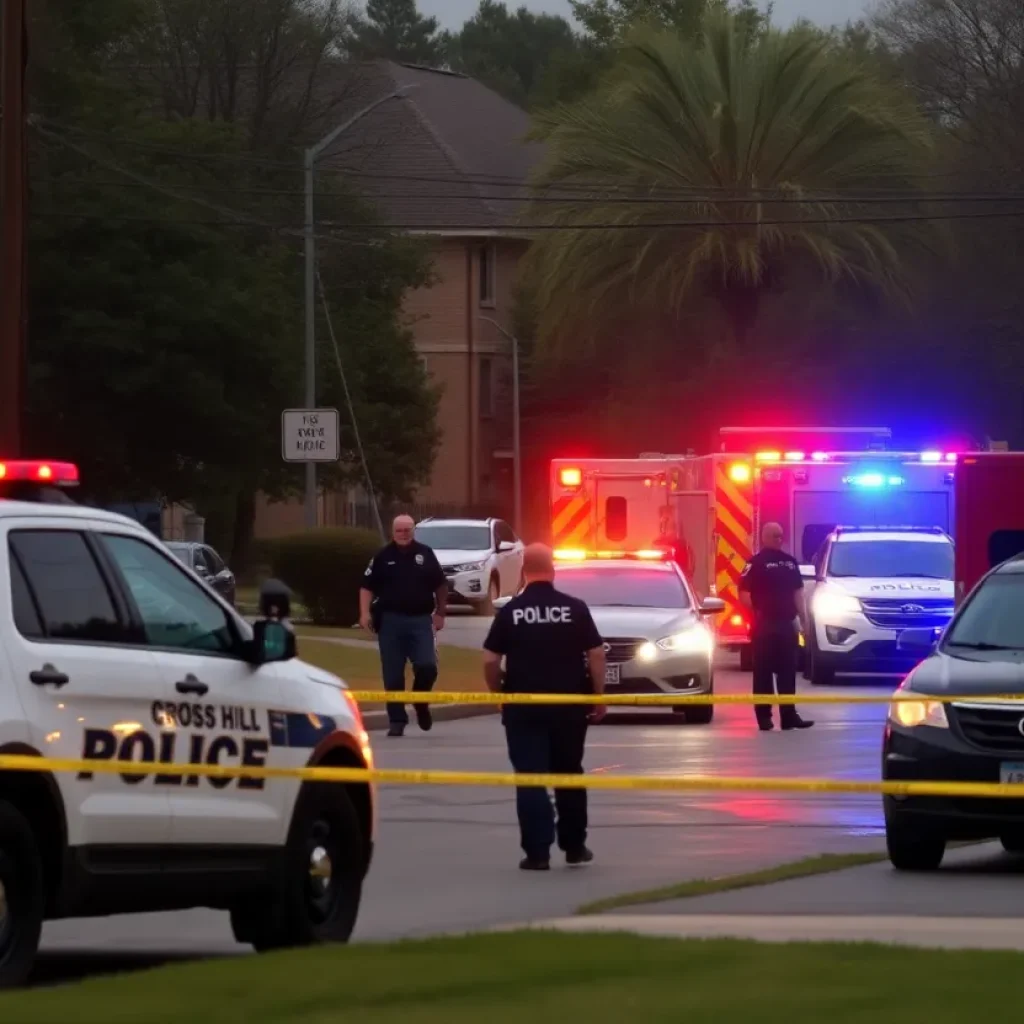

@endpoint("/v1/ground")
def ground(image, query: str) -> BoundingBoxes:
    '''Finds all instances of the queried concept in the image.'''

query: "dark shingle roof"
[318,61,543,234]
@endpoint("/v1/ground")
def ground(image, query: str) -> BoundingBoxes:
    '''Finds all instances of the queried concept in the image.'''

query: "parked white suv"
[414,517,524,614]
[0,460,375,987]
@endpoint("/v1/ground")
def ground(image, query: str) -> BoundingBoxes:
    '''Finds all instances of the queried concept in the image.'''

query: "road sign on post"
[281,408,339,463]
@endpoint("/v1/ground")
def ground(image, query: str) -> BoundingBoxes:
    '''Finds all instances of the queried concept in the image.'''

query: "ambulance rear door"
[592,471,667,550]
[673,492,712,596]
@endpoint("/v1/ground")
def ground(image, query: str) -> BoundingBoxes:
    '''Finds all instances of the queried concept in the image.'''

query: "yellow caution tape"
[345,690,1024,707]
[0,753,1022,799]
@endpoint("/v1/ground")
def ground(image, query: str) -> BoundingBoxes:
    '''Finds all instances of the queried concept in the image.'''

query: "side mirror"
[699,596,726,616]
[497,541,516,553]
[493,595,512,610]
[897,627,940,654]
[251,619,297,664]
[799,564,816,580]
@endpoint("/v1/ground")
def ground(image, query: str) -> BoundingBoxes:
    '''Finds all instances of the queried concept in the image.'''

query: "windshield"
[828,540,953,580]
[554,568,690,609]
[944,575,1024,651]
[414,525,491,551]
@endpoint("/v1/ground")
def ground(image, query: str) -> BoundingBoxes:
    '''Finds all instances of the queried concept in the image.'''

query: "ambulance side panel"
[955,453,1024,602]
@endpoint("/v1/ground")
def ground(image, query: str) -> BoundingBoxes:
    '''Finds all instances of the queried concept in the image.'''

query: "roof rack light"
[0,460,80,486]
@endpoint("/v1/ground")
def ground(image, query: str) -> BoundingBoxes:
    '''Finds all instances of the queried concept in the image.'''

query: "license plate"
[605,664,621,687]
[1000,762,1024,784]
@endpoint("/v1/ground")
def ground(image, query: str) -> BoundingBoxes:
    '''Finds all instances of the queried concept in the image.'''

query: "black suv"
[882,555,1024,869]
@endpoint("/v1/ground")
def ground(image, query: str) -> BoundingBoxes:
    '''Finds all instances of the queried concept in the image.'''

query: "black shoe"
[757,720,774,732]
[415,703,433,732]
[782,718,814,731]
[387,723,406,737]
[566,846,594,867]
[519,857,550,871]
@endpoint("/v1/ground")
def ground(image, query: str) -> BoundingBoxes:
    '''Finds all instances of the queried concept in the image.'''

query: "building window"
[479,356,493,418]
[478,243,496,306]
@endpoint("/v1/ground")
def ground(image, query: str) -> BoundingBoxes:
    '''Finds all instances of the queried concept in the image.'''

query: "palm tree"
[522,13,939,354]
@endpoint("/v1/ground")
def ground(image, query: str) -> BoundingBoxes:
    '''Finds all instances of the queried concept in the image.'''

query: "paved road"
[35,659,897,981]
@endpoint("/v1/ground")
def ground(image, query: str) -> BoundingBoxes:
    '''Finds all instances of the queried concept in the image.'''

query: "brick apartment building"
[253,61,542,538]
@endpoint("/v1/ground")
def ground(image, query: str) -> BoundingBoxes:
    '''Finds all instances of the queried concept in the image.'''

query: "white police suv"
[0,461,375,987]
[804,526,955,685]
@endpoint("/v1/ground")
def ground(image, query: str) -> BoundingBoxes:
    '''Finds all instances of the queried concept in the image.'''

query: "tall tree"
[444,1,586,107]
[569,0,770,48]
[347,0,443,65]
[522,12,939,356]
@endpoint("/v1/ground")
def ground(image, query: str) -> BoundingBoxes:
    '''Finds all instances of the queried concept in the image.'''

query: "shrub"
[266,527,381,626]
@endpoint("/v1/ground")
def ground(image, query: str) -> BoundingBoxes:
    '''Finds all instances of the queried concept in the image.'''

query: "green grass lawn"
[296,636,485,710]
[6,932,1022,1022]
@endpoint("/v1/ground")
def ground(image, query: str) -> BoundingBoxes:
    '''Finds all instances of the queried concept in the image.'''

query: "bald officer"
[483,544,606,871]
[738,522,814,732]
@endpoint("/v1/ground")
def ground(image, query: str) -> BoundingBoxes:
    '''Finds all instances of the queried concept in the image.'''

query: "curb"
[362,704,498,732]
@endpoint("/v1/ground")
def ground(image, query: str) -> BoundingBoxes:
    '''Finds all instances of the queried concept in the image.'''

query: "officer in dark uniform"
[359,514,447,737]
[482,543,607,871]
[738,522,814,733]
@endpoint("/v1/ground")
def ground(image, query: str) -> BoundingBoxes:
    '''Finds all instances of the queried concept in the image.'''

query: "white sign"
[281,408,339,463]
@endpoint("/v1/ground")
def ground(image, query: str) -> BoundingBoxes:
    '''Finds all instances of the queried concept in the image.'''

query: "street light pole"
[302,85,417,528]
[479,316,521,536]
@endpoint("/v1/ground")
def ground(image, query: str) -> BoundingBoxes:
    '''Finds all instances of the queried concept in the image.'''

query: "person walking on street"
[483,543,607,871]
[738,522,814,733]
[359,515,447,737]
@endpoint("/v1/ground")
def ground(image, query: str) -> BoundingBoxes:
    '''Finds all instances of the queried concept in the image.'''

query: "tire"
[231,784,366,952]
[738,646,753,672]
[0,801,45,989]
[1000,834,1024,855]
[476,575,500,616]
[884,803,946,871]
[808,633,836,686]
[672,677,714,724]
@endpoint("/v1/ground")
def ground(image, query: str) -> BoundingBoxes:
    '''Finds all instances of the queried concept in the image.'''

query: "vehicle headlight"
[813,589,861,619]
[652,625,714,657]
[451,562,484,573]
[888,688,949,729]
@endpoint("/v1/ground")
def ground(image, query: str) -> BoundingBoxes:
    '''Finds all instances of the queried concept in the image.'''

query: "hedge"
[266,527,381,626]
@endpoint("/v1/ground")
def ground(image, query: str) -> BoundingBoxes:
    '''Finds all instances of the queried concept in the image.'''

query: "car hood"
[588,606,700,639]
[906,650,1024,697]
[434,548,491,567]
[827,578,954,600]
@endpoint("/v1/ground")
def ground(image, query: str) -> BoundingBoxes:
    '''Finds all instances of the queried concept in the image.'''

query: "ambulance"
[551,427,961,668]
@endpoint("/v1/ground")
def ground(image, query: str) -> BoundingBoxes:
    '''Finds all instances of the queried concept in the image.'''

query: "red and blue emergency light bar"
[553,548,670,562]
[0,460,79,485]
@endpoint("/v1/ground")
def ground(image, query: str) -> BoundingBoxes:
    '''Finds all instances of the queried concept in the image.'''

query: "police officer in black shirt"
[359,514,447,737]
[483,543,607,870]
[738,522,814,732]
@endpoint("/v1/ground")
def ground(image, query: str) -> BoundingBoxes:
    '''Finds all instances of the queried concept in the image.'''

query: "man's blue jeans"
[377,612,438,725]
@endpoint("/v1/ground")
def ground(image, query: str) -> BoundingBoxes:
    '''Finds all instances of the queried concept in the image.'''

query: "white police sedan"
[499,551,724,724]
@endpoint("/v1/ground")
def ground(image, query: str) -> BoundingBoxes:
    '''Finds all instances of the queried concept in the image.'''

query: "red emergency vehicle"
[954,451,1024,601]
[551,427,962,665]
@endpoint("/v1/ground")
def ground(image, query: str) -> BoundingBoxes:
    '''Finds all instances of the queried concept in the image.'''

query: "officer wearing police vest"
[738,522,814,732]
[483,543,607,870]
[359,514,447,738]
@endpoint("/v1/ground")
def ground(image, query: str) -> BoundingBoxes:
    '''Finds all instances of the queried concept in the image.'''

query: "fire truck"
[551,427,961,668]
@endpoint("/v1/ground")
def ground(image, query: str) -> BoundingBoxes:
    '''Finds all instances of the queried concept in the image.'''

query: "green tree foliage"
[26,0,441,562]
[522,12,939,356]
[443,1,594,108]
[569,0,769,47]
[347,0,444,65]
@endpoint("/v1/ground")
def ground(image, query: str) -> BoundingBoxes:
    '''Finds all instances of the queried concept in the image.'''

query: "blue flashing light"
[843,472,904,488]
[920,451,942,463]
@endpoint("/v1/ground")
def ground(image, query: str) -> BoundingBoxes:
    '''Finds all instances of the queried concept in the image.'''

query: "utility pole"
[1,0,27,456]
[480,317,521,535]
[302,85,416,528]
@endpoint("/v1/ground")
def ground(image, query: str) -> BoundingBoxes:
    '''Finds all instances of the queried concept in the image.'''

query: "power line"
[32,177,1024,205]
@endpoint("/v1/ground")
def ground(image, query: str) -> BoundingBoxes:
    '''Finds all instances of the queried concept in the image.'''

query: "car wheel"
[1000,834,1024,855]
[231,784,365,952]
[477,574,500,616]
[808,634,835,686]
[677,702,714,725]
[738,646,753,672]
[0,802,45,989]
[884,802,946,871]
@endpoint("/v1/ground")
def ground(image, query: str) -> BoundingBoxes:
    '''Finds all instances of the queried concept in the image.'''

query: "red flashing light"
[730,614,745,627]
[784,451,805,462]
[755,451,781,463]
[554,549,668,562]
[0,460,79,485]
[559,467,582,488]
